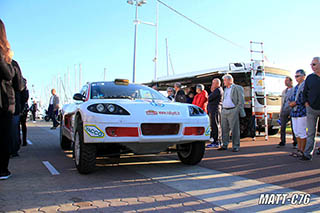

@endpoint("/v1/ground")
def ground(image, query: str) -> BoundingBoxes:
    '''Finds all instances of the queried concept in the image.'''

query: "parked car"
[60,79,210,174]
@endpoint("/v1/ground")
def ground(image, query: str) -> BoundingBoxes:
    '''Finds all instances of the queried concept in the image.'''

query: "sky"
[1,0,320,105]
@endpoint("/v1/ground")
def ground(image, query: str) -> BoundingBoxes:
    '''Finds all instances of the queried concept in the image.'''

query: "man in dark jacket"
[10,60,24,157]
[174,82,186,103]
[20,78,29,146]
[207,78,223,148]
[301,57,320,161]
[166,87,175,101]
[30,100,37,122]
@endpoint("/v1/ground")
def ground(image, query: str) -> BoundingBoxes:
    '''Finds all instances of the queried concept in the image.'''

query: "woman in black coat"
[0,19,15,180]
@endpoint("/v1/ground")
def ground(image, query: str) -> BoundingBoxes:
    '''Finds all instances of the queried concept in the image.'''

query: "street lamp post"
[127,0,144,83]
[127,0,158,83]
[132,2,138,83]
[154,1,159,81]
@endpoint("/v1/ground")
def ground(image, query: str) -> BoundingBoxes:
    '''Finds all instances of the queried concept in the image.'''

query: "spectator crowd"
[159,57,320,161]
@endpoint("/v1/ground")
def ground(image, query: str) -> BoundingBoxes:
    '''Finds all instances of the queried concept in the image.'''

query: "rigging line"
[157,0,247,50]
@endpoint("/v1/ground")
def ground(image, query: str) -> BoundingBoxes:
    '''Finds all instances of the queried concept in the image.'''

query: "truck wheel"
[177,141,205,165]
[74,121,97,174]
[44,115,50,122]
[268,127,279,135]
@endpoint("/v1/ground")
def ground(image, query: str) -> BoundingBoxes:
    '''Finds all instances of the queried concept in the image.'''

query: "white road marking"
[127,161,320,212]
[42,161,60,175]
[27,139,33,145]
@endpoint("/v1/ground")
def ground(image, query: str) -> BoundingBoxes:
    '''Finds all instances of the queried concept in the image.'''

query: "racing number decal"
[84,124,105,138]
[150,102,165,107]
[205,126,211,136]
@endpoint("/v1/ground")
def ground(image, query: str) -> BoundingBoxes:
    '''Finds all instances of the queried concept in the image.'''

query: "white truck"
[146,62,291,138]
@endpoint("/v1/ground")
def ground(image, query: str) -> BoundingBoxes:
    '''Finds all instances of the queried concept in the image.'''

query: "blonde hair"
[0,19,12,64]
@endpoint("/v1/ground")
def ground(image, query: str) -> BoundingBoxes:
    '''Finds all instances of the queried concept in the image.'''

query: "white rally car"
[60,79,210,174]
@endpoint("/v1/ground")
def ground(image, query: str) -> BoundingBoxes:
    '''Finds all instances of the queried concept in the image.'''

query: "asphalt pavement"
[0,121,320,212]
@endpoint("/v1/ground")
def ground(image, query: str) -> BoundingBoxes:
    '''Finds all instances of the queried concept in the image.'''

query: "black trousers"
[48,105,58,127]
[0,109,13,174]
[20,115,27,145]
[31,111,36,121]
[209,109,222,143]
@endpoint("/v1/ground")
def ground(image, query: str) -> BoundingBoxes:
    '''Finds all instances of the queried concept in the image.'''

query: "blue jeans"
[11,115,20,154]
[280,110,297,145]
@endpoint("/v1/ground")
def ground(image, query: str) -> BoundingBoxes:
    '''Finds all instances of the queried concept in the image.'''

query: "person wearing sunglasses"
[301,57,320,161]
[288,69,306,158]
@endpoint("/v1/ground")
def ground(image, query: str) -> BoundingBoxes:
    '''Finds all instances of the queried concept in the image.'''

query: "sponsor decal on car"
[158,111,180,115]
[146,110,158,115]
[205,126,211,136]
[84,124,105,138]
[146,110,180,116]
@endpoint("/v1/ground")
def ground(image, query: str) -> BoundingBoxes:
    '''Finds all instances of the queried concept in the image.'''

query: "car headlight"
[96,104,105,112]
[188,106,206,116]
[107,104,115,113]
[87,104,130,115]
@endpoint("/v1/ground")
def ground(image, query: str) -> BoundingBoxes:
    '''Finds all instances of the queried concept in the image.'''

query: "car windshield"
[90,82,168,101]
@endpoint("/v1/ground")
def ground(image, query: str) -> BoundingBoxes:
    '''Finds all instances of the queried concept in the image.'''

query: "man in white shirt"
[218,74,245,152]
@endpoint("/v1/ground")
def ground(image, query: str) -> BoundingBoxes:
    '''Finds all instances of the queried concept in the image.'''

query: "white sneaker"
[0,171,11,180]
[209,138,214,143]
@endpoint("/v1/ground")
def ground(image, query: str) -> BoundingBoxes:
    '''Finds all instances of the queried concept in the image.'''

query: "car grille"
[141,123,180,136]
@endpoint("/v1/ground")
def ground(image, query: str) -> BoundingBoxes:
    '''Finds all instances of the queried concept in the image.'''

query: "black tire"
[59,117,72,150]
[74,120,97,174]
[268,127,279,135]
[177,141,205,165]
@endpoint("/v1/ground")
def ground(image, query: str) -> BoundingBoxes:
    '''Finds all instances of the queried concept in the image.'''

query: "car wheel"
[74,121,97,174]
[177,141,205,165]
[59,117,72,150]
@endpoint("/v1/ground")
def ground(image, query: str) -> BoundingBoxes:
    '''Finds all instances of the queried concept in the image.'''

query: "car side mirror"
[73,93,85,101]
